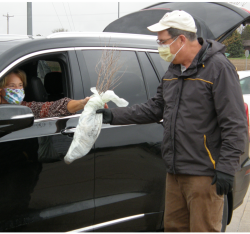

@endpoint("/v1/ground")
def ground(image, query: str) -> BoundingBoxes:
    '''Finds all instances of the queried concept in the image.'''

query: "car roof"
[0,32,157,77]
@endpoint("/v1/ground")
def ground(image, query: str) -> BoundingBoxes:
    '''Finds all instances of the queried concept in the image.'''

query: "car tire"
[221,195,228,232]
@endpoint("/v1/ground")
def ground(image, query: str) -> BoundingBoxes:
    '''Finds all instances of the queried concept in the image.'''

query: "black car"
[0,3,250,231]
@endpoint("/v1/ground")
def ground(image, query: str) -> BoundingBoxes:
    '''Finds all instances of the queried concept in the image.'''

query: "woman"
[0,69,103,119]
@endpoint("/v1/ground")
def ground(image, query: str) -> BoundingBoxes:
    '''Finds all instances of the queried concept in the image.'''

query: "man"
[96,10,247,232]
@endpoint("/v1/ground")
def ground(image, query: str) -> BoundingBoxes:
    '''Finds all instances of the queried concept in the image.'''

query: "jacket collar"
[168,38,210,77]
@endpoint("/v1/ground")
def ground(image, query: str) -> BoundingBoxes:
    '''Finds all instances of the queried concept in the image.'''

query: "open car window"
[22,59,66,104]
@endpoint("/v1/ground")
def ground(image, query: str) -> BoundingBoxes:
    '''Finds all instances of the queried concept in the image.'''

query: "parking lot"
[227,165,250,232]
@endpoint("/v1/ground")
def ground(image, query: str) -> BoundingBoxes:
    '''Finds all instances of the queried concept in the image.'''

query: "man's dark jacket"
[111,38,248,176]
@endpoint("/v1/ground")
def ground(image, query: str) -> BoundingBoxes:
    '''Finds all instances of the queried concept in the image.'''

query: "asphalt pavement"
[226,183,250,232]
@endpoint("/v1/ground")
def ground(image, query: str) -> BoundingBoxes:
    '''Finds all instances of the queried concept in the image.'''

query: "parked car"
[239,70,250,108]
[0,32,167,232]
[0,2,250,232]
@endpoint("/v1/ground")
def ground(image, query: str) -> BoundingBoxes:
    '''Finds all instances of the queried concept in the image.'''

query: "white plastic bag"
[64,87,129,164]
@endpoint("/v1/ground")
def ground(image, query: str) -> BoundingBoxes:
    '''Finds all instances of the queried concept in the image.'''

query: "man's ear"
[179,35,186,44]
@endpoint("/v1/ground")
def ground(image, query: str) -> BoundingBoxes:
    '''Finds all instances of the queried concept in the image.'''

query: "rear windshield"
[148,2,244,40]
[240,76,250,94]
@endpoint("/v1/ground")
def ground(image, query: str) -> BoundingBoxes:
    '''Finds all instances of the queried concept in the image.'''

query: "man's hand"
[96,108,113,124]
[211,170,234,195]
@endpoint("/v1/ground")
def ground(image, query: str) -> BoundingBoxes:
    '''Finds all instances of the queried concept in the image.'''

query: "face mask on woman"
[3,88,25,104]
[158,36,185,63]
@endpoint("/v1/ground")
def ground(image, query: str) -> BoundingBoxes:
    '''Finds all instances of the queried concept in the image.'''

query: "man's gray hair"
[167,28,197,41]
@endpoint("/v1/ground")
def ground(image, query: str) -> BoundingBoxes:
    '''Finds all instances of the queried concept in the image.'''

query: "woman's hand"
[67,97,108,113]
[81,97,91,109]
[67,97,90,113]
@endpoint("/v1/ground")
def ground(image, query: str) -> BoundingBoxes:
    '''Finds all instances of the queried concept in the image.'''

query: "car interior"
[16,54,70,104]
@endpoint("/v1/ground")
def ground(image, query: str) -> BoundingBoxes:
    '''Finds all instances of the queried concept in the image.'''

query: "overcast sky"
[1,1,250,37]
[0,1,157,36]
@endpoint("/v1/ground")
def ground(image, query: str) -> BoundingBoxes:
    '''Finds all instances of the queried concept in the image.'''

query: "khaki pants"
[164,173,224,232]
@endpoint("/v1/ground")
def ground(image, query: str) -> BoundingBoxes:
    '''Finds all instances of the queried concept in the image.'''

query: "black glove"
[96,109,113,124]
[211,170,234,195]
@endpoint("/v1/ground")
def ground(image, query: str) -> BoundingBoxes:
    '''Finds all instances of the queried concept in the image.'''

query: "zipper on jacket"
[170,79,184,174]
[204,135,216,169]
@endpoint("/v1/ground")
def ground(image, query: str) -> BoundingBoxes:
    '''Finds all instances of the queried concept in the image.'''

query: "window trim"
[146,52,161,82]
[75,47,157,52]
[136,51,150,99]
[137,51,161,99]
[147,52,169,81]
[0,48,75,78]
[0,47,158,78]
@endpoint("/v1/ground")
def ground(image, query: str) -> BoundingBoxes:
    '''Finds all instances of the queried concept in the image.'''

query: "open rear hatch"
[104,2,250,42]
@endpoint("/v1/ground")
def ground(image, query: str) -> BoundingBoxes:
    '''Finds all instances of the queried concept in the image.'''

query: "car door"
[0,50,94,232]
[76,47,166,232]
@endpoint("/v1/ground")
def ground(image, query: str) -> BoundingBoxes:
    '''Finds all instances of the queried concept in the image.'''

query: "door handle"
[61,127,76,138]
[157,119,163,125]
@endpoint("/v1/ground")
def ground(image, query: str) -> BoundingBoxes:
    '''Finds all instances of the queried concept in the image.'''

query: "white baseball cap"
[147,10,197,33]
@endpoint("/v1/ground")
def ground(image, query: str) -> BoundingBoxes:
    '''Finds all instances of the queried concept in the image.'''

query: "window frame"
[0,48,85,143]
[136,51,162,99]
[148,52,170,80]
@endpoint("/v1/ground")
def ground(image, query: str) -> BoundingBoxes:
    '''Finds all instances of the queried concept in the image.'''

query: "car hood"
[104,2,250,42]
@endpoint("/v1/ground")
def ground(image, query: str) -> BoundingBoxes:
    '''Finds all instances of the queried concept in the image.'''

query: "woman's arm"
[67,97,90,113]
[21,97,107,119]
[67,98,108,113]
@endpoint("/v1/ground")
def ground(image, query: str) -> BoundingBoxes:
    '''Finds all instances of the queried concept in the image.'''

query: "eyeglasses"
[156,37,174,45]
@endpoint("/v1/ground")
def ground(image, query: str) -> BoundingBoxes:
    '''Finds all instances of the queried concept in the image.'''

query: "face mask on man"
[158,36,185,63]
[3,88,25,104]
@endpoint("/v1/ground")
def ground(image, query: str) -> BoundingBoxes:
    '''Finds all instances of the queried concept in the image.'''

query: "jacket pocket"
[204,135,216,169]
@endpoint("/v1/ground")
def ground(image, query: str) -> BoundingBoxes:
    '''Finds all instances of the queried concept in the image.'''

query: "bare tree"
[52,28,68,33]
[95,48,125,94]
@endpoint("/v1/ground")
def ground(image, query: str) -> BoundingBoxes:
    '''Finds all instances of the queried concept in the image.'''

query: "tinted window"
[82,50,147,108]
[137,52,160,99]
[240,77,250,94]
[149,53,170,79]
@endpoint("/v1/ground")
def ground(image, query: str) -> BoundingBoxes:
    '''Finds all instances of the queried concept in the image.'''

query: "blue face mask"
[3,88,25,104]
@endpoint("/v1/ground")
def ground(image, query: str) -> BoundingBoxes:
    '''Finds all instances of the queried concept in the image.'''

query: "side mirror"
[0,104,34,138]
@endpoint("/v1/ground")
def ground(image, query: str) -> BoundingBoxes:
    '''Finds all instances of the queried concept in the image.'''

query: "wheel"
[221,195,228,232]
